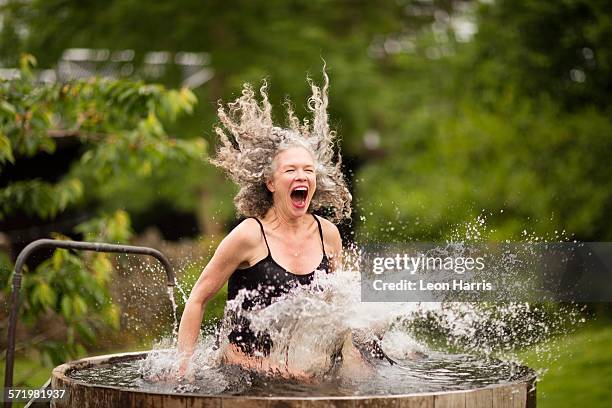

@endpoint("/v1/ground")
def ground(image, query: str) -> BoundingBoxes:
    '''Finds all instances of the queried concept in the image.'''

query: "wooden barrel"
[51,352,536,408]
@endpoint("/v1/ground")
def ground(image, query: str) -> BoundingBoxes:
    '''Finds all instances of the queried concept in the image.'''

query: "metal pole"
[3,239,175,408]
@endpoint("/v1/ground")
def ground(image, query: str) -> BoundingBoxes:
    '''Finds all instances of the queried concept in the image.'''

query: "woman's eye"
[285,169,294,173]
[305,169,314,173]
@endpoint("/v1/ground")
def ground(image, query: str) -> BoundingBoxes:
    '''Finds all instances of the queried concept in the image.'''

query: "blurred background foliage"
[2,0,611,244]
[1,0,611,405]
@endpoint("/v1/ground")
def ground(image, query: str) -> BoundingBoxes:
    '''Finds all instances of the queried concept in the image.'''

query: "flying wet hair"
[211,66,352,223]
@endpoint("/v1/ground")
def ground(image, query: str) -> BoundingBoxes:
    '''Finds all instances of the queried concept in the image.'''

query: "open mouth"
[290,186,308,208]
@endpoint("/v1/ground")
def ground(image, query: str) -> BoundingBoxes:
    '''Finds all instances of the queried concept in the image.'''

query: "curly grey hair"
[211,68,352,223]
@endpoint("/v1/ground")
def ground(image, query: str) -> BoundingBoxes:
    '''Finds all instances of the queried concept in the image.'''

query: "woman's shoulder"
[314,214,337,230]
[313,214,342,242]
[224,218,264,249]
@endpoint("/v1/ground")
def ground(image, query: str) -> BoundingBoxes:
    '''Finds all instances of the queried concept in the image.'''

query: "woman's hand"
[145,363,195,384]
[176,353,195,382]
[337,332,375,378]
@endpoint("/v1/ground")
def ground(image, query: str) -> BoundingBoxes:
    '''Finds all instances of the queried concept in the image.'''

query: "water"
[68,352,533,396]
[167,286,179,338]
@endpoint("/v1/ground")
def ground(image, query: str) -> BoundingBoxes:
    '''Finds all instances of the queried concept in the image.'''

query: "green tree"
[3,0,611,243]
[1,55,203,365]
[356,0,612,242]
[0,0,452,233]
[472,0,612,111]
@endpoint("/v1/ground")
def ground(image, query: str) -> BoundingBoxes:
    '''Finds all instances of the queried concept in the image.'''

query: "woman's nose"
[295,170,307,180]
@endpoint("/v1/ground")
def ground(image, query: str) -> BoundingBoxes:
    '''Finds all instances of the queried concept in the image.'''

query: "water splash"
[167,286,179,339]
[175,283,189,305]
[132,215,585,393]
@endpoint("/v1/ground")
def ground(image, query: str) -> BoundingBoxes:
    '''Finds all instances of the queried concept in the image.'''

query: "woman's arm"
[177,220,260,376]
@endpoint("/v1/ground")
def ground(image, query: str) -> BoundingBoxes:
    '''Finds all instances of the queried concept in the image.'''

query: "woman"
[176,68,357,379]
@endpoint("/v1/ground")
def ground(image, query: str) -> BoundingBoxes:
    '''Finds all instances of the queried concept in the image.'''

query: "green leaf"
[92,254,112,284]
[19,53,37,78]
[35,282,56,308]
[0,133,15,165]
[51,249,64,271]
[140,112,164,137]
[0,100,16,116]
[61,296,73,318]
[179,87,197,113]
[73,295,88,316]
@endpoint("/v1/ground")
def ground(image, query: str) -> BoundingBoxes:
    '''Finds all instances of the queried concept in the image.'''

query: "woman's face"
[267,146,317,218]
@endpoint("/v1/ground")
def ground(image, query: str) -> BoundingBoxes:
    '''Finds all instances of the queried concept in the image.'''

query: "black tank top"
[226,214,330,355]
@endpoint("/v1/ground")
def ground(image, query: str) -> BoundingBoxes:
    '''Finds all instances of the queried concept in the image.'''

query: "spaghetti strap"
[312,214,327,256]
[251,218,271,256]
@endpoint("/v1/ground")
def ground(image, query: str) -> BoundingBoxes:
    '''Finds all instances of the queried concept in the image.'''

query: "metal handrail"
[3,239,175,408]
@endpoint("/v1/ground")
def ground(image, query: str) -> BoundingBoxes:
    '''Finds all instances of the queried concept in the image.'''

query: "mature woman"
[177,69,355,379]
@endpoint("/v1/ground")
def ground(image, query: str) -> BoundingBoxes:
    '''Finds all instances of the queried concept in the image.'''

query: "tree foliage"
[2,1,611,243]
[356,0,612,241]
[1,55,203,220]
[0,55,204,365]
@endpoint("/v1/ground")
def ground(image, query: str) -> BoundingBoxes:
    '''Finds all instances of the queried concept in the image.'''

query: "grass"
[0,356,51,388]
[518,320,612,408]
[0,355,52,408]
